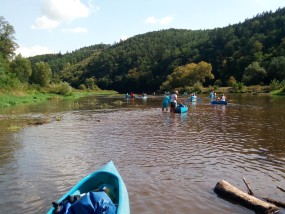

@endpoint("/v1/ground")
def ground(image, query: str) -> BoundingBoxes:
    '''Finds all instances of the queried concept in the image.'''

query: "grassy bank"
[0,89,118,109]
[197,85,285,95]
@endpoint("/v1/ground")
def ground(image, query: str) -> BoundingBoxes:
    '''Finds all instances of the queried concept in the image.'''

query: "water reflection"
[0,94,284,214]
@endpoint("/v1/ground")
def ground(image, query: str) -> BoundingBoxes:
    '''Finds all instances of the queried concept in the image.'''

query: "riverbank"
[201,85,285,96]
[0,89,118,109]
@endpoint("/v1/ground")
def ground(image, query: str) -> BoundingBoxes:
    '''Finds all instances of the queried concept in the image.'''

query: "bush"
[193,82,204,93]
[214,79,222,87]
[231,82,247,93]
[227,76,237,87]
[270,79,283,90]
[78,84,87,90]
[48,82,73,95]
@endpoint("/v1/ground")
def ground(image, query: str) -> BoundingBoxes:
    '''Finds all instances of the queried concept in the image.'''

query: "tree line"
[1,7,285,94]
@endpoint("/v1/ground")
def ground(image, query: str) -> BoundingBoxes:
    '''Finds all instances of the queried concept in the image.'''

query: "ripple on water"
[0,95,284,214]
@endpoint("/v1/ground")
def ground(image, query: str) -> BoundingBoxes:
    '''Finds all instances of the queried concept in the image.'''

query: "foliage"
[267,56,285,81]
[0,53,22,90]
[30,62,52,87]
[0,16,18,60]
[227,76,237,86]
[231,82,247,93]
[193,82,204,93]
[214,79,222,87]
[78,84,87,90]
[29,45,109,86]
[48,82,73,95]
[85,77,99,90]
[242,61,267,85]
[10,54,32,83]
[269,79,285,90]
[160,61,213,91]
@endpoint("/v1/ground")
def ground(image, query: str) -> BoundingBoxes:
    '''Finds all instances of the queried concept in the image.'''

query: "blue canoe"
[47,160,130,214]
[211,100,228,105]
[174,104,188,113]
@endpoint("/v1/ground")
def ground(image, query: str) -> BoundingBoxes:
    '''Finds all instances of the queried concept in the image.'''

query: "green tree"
[227,76,237,86]
[267,56,285,81]
[31,62,52,86]
[251,41,263,63]
[0,53,21,89]
[160,61,214,90]
[0,53,9,87]
[85,77,98,90]
[10,54,32,83]
[242,62,267,85]
[0,16,18,60]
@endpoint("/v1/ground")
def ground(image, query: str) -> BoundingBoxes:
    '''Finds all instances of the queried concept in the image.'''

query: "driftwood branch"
[242,179,285,209]
[263,198,285,208]
[277,186,285,193]
[214,180,279,214]
[243,177,254,195]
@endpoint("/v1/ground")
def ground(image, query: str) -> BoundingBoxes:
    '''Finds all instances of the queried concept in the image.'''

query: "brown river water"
[0,94,284,214]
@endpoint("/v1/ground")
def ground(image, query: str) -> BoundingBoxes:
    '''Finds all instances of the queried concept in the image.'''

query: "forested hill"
[29,7,285,93]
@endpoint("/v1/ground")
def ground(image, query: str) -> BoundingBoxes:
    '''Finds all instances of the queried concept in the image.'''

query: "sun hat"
[175,90,179,94]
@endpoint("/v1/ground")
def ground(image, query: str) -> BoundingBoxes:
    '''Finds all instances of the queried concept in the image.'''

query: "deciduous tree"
[10,54,32,83]
[242,62,267,85]
[31,62,52,87]
[160,61,214,90]
[0,16,18,60]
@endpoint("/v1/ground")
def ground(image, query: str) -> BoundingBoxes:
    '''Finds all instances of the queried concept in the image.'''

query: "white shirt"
[170,94,177,103]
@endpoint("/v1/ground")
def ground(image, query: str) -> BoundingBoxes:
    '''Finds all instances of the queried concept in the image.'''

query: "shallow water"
[0,94,284,214]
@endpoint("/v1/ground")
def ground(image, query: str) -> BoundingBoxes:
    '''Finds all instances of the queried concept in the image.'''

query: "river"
[0,94,284,214]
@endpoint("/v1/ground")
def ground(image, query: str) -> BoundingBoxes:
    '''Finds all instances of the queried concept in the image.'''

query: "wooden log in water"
[214,180,279,214]
[263,198,285,208]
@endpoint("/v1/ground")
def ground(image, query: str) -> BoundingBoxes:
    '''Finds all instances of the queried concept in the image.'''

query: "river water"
[0,94,284,214]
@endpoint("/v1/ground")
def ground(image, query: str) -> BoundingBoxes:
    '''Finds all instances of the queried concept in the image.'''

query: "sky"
[1,0,285,57]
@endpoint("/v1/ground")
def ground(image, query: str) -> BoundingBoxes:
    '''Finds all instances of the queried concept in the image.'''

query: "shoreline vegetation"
[0,89,118,109]
[0,85,284,110]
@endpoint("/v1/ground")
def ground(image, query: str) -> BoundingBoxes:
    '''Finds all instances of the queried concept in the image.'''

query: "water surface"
[0,94,284,214]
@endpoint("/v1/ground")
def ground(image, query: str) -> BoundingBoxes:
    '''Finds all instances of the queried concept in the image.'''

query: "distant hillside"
[29,44,110,75]
[29,7,285,93]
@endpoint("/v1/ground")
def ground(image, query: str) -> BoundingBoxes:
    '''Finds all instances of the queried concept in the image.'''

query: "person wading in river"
[170,90,179,113]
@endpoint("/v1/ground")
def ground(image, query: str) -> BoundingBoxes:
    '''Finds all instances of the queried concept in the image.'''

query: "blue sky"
[1,0,285,57]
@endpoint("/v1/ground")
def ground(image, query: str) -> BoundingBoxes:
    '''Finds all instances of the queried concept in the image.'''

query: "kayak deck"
[47,161,129,214]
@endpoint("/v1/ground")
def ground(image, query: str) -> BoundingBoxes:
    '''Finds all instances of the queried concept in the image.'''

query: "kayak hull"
[47,160,129,214]
[174,105,188,113]
[211,100,228,105]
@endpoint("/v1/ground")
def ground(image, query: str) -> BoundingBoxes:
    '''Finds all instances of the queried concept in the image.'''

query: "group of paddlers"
[210,91,226,101]
[162,90,228,112]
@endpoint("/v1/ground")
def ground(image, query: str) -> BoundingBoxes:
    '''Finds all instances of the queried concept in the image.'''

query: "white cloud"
[16,46,56,57]
[145,15,175,25]
[61,27,88,33]
[31,16,59,30]
[42,0,89,22]
[32,0,92,30]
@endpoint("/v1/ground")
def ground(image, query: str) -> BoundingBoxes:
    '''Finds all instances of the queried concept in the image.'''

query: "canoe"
[174,104,188,113]
[211,100,228,105]
[136,95,147,99]
[47,160,130,214]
